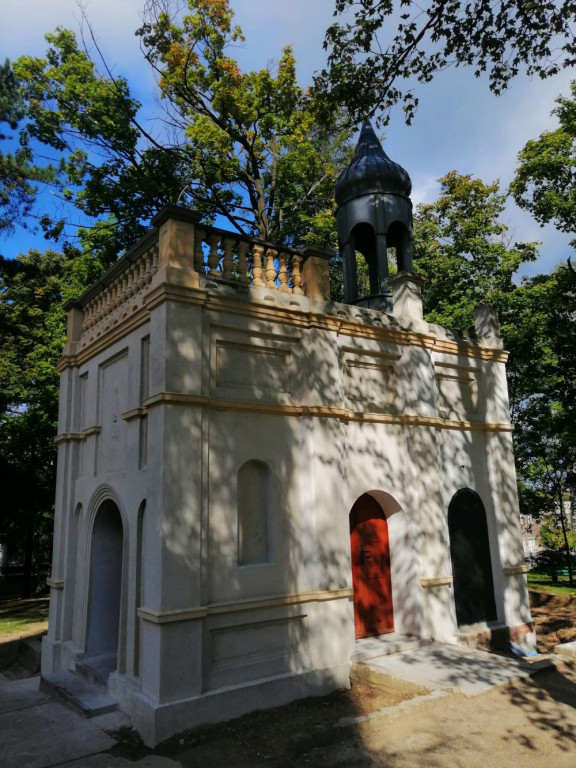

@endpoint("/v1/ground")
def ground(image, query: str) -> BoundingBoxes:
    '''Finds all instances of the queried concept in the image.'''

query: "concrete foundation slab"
[41,671,119,717]
[0,675,52,714]
[59,756,179,767]
[0,700,115,768]
[555,640,576,659]
[359,643,554,697]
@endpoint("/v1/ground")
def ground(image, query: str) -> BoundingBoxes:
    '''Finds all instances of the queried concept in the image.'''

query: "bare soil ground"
[107,590,576,767]
[530,589,576,652]
[2,591,575,766]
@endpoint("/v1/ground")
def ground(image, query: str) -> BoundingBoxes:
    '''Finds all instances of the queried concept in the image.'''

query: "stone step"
[0,633,44,678]
[19,635,43,674]
[75,653,117,687]
[40,671,118,718]
[352,633,433,663]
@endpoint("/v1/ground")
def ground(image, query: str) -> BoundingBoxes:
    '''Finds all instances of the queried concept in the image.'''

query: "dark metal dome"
[335,121,412,205]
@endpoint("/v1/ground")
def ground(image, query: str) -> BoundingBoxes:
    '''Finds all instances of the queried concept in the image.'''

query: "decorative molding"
[142,391,513,433]
[82,425,101,437]
[122,407,147,422]
[57,308,149,371]
[54,432,83,444]
[420,576,453,588]
[503,564,530,575]
[138,588,353,625]
[47,578,65,590]
[58,277,508,370]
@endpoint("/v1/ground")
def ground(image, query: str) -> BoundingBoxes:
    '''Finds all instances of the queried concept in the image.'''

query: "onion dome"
[335,121,412,206]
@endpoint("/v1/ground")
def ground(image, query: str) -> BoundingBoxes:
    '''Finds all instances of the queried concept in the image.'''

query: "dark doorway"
[350,494,394,639]
[85,499,124,679]
[448,489,497,626]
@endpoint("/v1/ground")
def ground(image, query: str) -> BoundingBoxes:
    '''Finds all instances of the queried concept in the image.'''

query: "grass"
[527,570,576,596]
[0,596,49,641]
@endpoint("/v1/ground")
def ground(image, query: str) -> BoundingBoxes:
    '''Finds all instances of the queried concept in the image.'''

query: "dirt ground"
[103,589,576,767]
[529,589,576,652]
[1,591,575,766]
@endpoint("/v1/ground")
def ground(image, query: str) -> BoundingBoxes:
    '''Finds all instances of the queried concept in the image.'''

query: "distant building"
[520,514,543,562]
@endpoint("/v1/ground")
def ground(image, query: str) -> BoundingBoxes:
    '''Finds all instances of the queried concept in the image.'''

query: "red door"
[350,494,394,639]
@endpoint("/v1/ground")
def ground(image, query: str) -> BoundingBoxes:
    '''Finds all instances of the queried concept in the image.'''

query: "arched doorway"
[448,489,497,626]
[85,499,124,678]
[350,493,394,639]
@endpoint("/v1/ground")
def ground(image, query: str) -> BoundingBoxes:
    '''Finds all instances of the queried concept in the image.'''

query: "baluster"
[265,247,278,289]
[222,237,235,280]
[124,269,133,300]
[150,245,159,277]
[95,295,104,323]
[238,240,250,283]
[118,275,127,306]
[137,256,146,289]
[128,264,138,297]
[251,244,265,286]
[84,300,92,329]
[84,301,93,329]
[207,232,220,276]
[278,251,290,292]
[292,253,304,295]
[194,228,205,272]
[101,288,111,318]
[112,278,120,307]
[144,251,153,284]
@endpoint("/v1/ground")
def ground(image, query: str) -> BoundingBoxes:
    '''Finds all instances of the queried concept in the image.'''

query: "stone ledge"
[555,640,576,660]
[138,588,354,624]
[420,576,453,588]
[503,564,530,575]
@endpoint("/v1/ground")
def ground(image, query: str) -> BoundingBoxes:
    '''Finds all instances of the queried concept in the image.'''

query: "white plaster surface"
[44,217,533,745]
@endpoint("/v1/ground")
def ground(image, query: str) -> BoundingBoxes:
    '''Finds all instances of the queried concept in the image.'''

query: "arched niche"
[237,460,273,566]
[85,498,124,677]
[448,488,497,627]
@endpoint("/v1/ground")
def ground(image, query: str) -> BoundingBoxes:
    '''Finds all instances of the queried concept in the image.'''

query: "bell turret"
[336,122,414,311]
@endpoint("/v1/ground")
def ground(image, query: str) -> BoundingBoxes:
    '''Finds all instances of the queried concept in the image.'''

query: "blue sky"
[1,0,574,277]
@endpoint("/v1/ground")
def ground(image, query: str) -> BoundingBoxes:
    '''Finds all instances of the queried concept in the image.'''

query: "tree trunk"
[558,490,573,587]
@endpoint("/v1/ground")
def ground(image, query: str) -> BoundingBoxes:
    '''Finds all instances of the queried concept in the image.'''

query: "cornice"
[58,279,508,370]
[143,391,513,432]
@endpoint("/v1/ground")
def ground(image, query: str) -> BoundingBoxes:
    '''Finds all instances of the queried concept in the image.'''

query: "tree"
[137,0,352,244]
[413,171,538,329]
[13,3,352,257]
[412,171,576,580]
[316,1,576,124]
[511,81,576,245]
[506,265,576,583]
[0,59,57,249]
[14,29,175,263]
[1,2,354,582]
[0,248,79,596]
[514,397,575,585]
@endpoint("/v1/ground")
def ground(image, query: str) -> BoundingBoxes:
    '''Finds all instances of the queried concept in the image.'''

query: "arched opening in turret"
[351,222,382,297]
[386,221,413,273]
[344,222,391,307]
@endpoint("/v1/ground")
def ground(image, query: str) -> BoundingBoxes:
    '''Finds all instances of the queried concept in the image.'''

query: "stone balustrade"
[192,225,304,295]
[81,239,159,336]
[66,206,333,347]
